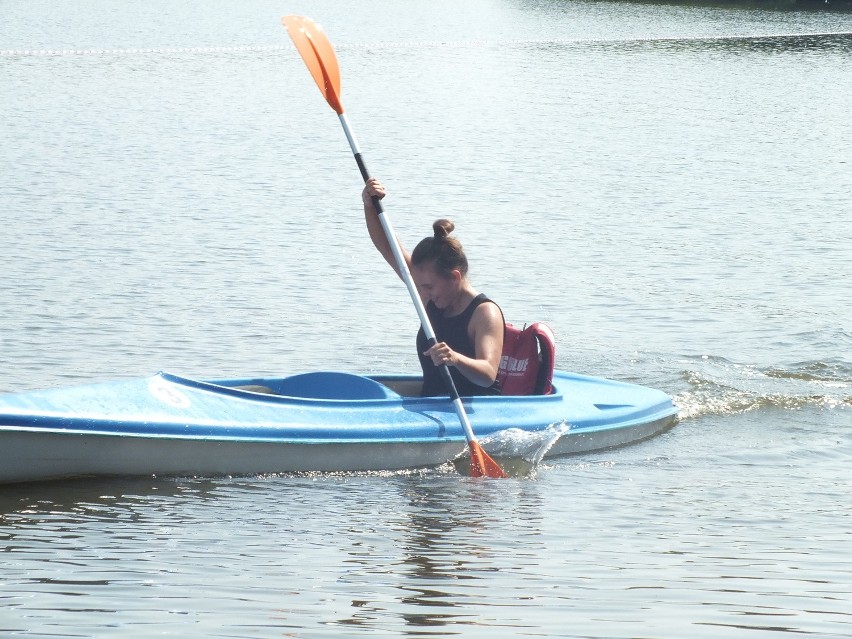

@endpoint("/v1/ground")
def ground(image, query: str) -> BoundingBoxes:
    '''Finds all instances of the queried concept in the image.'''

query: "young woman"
[362,178,504,397]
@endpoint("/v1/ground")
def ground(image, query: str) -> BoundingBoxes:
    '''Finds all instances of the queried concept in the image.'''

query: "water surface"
[1,0,851,636]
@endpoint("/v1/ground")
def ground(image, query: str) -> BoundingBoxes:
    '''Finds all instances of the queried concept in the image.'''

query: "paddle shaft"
[282,15,504,476]
[339,113,481,440]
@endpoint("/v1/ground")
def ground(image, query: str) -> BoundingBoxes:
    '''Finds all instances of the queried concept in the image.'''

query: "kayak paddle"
[282,15,506,479]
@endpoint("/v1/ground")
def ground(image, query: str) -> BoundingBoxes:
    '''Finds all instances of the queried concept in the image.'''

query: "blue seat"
[272,371,397,400]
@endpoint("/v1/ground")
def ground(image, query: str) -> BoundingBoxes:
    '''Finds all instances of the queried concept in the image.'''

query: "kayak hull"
[0,369,678,484]
[0,430,462,480]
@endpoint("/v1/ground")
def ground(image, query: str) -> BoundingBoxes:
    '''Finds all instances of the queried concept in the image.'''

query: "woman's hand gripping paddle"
[282,15,506,479]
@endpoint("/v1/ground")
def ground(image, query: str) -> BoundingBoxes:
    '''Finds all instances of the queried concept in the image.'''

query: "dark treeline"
[622,0,852,10]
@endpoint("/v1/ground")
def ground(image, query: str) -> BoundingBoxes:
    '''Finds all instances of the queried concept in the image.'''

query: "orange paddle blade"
[282,16,344,115]
[469,441,508,479]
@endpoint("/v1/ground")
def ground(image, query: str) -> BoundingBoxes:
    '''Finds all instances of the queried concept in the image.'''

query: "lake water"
[1,0,851,636]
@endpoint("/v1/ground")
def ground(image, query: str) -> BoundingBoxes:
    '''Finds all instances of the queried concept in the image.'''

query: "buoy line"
[1,32,849,58]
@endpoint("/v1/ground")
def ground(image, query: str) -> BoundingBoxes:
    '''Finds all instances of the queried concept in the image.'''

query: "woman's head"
[411,219,468,279]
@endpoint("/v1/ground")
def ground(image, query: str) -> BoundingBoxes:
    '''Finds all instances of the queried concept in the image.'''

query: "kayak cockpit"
[221,371,406,400]
[218,371,550,401]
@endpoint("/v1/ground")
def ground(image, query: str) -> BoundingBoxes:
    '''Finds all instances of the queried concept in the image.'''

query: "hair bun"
[412,218,468,277]
[432,218,455,241]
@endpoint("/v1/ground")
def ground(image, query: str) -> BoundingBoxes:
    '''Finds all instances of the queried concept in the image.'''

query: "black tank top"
[416,293,502,397]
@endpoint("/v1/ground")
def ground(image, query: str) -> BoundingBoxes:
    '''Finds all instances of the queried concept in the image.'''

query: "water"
[2,0,851,636]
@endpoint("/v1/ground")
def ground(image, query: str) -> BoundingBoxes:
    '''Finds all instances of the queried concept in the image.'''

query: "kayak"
[0,369,678,484]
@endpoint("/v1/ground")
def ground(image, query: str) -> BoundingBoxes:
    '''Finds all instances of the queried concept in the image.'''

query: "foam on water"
[674,355,852,420]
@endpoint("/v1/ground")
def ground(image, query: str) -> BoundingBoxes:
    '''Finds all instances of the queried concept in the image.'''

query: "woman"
[362,178,504,397]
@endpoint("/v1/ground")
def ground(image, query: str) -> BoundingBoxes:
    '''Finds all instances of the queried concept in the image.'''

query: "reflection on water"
[346,478,550,633]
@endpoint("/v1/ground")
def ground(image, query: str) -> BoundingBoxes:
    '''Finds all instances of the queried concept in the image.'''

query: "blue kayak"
[0,369,678,484]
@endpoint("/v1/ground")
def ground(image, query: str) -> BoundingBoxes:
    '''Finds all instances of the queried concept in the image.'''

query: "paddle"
[282,15,506,479]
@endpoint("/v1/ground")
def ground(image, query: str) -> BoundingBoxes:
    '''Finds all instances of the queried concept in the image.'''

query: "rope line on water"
[1,32,850,58]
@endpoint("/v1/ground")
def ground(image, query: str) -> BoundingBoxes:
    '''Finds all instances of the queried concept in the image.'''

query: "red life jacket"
[498,322,556,396]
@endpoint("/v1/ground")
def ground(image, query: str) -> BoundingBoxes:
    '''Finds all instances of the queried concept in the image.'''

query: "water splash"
[449,423,571,478]
[485,422,571,463]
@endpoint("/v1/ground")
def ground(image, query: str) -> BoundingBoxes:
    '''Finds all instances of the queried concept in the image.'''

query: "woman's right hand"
[362,177,408,277]
[362,178,386,205]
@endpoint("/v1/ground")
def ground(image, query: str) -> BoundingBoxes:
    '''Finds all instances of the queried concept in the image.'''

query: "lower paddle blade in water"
[468,441,508,478]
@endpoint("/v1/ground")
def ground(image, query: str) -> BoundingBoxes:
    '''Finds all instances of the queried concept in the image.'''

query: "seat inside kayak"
[267,371,401,400]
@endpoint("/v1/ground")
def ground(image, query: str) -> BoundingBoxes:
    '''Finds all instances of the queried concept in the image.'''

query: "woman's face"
[412,262,460,311]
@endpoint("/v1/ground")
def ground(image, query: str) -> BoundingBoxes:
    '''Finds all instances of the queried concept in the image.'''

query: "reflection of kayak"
[0,370,678,484]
